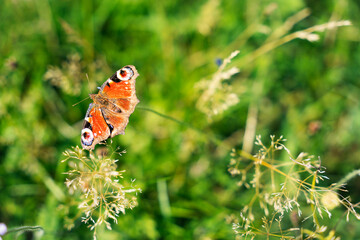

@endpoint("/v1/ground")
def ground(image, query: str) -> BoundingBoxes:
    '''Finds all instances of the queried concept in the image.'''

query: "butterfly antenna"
[72,97,90,107]
[73,73,93,107]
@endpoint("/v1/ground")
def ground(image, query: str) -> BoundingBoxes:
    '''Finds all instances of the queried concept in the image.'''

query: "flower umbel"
[62,146,141,236]
[228,135,360,239]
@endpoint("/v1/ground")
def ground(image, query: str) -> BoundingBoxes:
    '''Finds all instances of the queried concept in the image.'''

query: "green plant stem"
[336,169,360,187]
[5,226,44,236]
[238,150,300,183]
[233,21,351,68]
[311,171,320,227]
[138,106,226,148]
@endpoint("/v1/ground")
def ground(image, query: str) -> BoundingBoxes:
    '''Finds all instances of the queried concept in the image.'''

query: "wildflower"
[229,135,359,238]
[196,50,240,118]
[62,146,141,236]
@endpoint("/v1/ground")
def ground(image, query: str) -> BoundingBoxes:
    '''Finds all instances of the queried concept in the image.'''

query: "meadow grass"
[1,0,360,239]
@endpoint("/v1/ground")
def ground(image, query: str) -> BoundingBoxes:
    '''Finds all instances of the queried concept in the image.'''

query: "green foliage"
[1,0,360,239]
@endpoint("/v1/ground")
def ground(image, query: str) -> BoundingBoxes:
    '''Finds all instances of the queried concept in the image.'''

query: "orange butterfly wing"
[81,65,139,150]
[81,104,111,149]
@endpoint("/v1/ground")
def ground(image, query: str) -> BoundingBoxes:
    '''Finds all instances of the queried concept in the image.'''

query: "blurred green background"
[1,0,360,239]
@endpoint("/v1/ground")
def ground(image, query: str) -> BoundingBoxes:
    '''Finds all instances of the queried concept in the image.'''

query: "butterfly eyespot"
[117,67,134,81]
[81,128,94,146]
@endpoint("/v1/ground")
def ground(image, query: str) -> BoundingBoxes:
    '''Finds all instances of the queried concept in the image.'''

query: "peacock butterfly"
[81,65,139,150]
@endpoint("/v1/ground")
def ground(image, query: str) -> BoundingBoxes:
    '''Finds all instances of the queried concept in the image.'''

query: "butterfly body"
[81,65,139,150]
